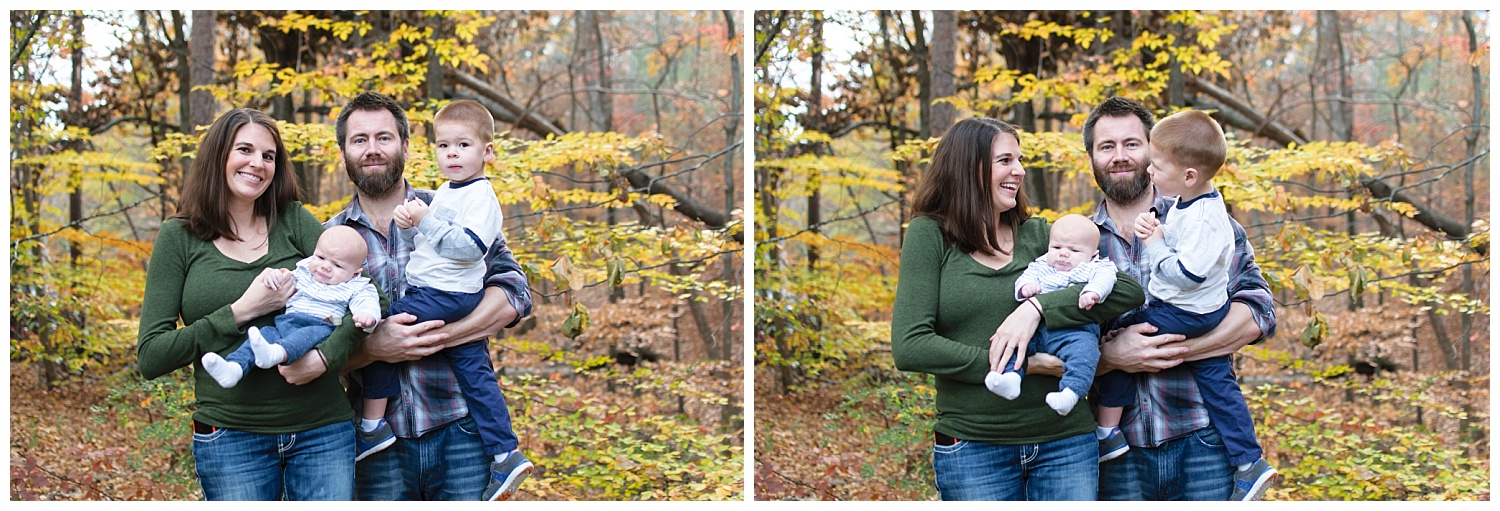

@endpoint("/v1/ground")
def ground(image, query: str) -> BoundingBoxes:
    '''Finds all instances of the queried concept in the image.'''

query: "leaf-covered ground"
[10,361,197,500]
[11,292,744,501]
[754,305,1490,501]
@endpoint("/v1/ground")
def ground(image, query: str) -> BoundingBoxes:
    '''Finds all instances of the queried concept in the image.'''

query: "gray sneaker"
[1229,458,1278,501]
[354,419,396,462]
[1098,429,1129,462]
[481,450,534,501]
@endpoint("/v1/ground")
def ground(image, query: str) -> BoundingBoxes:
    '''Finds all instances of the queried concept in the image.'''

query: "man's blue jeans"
[1098,425,1235,500]
[355,415,489,500]
[192,420,355,500]
[932,431,1097,500]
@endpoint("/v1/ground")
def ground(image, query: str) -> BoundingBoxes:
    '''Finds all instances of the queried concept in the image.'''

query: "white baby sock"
[1045,388,1080,416]
[359,418,382,433]
[201,352,245,388]
[248,326,287,368]
[984,371,1022,400]
[1096,426,1115,440]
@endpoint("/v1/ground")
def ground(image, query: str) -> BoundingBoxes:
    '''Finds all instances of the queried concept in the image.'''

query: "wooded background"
[754,10,1489,500]
[10,10,742,500]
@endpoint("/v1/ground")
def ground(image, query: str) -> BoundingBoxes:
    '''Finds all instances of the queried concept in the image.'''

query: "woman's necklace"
[232,220,268,250]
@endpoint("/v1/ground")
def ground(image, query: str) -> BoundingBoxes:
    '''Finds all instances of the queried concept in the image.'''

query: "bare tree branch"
[1186,74,1482,254]
[446,68,568,137]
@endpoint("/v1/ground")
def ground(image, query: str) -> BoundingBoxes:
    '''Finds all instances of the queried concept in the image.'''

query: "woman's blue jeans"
[192,419,355,500]
[933,430,1098,500]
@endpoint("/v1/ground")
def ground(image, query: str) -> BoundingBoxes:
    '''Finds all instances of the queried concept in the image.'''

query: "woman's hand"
[989,298,1042,373]
[231,268,296,325]
[278,348,327,385]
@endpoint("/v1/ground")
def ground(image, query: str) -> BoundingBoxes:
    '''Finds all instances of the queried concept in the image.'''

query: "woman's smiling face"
[989,132,1025,214]
[224,122,277,207]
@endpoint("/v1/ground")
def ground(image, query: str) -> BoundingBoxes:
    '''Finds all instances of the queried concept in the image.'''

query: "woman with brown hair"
[137,108,368,500]
[891,117,1143,500]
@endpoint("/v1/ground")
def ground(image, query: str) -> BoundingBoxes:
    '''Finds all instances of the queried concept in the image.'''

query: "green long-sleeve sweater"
[137,203,370,434]
[891,215,1144,444]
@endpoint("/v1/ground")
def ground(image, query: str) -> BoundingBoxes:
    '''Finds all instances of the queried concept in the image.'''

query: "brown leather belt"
[192,420,219,435]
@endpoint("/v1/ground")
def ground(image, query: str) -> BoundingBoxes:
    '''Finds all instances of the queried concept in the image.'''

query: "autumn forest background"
[10,10,742,500]
[754,10,1489,500]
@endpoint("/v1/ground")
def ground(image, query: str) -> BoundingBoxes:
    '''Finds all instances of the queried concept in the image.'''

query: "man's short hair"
[1151,110,1227,178]
[1083,96,1156,157]
[335,92,410,149]
[434,99,495,144]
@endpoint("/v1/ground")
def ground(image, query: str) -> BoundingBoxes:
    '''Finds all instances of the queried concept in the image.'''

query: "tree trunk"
[185,10,217,210]
[929,10,957,136]
[1458,10,1482,375]
[910,10,931,139]
[1458,10,1484,448]
[189,11,218,131]
[806,13,824,270]
[256,18,310,200]
[718,10,743,434]
[68,13,86,268]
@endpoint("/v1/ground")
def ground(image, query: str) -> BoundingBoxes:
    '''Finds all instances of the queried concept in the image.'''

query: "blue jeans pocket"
[192,428,228,443]
[933,439,968,456]
[1193,425,1225,449]
[452,415,481,437]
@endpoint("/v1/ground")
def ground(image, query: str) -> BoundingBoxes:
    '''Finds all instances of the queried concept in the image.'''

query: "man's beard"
[345,151,405,197]
[1093,160,1152,205]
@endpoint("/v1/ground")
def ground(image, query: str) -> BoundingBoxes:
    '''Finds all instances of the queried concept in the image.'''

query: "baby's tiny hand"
[1079,291,1100,310]
[1019,282,1041,298]
[264,268,293,290]
[353,313,378,329]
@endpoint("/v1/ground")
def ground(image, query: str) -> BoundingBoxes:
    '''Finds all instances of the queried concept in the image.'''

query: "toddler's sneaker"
[481,450,534,501]
[1229,458,1278,501]
[354,418,396,462]
[1098,428,1129,463]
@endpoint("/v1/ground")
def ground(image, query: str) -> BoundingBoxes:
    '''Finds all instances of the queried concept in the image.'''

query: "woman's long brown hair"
[173,108,301,241]
[910,117,1030,255]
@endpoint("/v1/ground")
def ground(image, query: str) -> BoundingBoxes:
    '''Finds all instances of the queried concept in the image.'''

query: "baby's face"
[307,238,365,285]
[1046,225,1098,272]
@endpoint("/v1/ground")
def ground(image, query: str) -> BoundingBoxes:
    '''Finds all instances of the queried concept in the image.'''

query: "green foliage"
[1251,385,1489,500]
[756,270,897,388]
[828,371,936,497]
[99,369,200,494]
[501,339,742,500]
